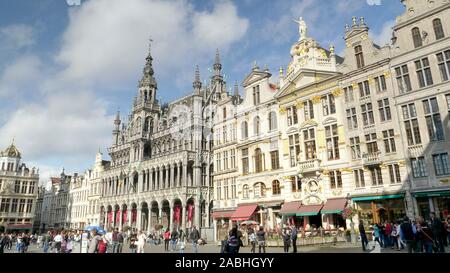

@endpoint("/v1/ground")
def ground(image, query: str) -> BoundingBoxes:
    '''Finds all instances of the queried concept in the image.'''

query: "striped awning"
[321,198,347,214]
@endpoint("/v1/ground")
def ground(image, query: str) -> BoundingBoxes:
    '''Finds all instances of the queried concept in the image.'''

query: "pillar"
[170,205,174,231]
[158,207,163,225]
[170,164,175,188]
[138,172,144,194]
[119,208,123,231]
[159,168,164,190]
[183,163,188,187]
[148,208,153,233]
[178,164,182,187]
[194,199,201,229]
[181,206,186,230]
[137,206,142,232]
[166,166,170,189]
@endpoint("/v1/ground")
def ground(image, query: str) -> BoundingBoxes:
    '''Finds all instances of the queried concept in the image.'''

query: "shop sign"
[440,178,450,184]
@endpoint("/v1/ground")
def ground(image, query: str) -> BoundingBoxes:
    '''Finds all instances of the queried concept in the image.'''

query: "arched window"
[144,117,151,132]
[223,107,227,121]
[253,182,266,198]
[241,121,248,139]
[254,148,263,173]
[433,18,445,40]
[354,45,364,69]
[268,111,277,131]
[412,27,422,48]
[242,184,249,199]
[254,116,260,135]
[272,180,281,195]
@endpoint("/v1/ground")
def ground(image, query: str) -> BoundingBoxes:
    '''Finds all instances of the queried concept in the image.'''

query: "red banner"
[132,209,137,224]
[187,204,194,223]
[107,211,113,224]
[122,210,128,224]
[115,210,121,224]
[173,206,181,224]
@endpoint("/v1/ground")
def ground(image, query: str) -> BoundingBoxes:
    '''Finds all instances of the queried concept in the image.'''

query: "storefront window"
[356,198,406,226]
[437,196,449,219]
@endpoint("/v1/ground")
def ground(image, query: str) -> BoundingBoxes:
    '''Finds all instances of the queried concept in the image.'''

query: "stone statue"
[293,16,307,41]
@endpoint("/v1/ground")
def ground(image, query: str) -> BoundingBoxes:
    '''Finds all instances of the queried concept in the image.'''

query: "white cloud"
[56,0,248,89]
[0,24,35,49]
[0,55,44,98]
[371,20,395,46]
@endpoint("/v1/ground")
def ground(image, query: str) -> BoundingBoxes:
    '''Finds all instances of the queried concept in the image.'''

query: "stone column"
[183,163,188,187]
[170,164,175,188]
[169,205,174,231]
[166,166,170,189]
[138,172,144,194]
[148,208,153,233]
[194,199,201,229]
[149,169,154,191]
[137,206,142,232]
[119,208,123,231]
[159,168,164,190]
[158,207,163,226]
[127,208,132,229]
[205,201,210,228]
[181,206,186,230]
[178,164,182,187]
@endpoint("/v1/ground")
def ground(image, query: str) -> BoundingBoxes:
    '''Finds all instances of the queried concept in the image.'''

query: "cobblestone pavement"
[4,242,449,254]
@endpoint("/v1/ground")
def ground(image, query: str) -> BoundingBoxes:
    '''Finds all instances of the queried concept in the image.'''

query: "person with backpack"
[163,229,171,252]
[190,226,200,253]
[282,226,291,253]
[249,228,256,253]
[87,230,101,253]
[226,227,239,254]
[129,232,137,253]
[256,226,266,253]
[372,224,383,248]
[111,228,119,253]
[400,216,416,253]
[417,220,434,253]
[430,212,445,253]
[291,224,298,253]
[116,230,124,253]
[170,228,179,252]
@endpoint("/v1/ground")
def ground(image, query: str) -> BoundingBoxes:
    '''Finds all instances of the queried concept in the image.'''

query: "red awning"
[212,210,235,219]
[321,198,347,214]
[296,204,324,216]
[231,205,258,221]
[6,224,33,229]
[279,201,302,215]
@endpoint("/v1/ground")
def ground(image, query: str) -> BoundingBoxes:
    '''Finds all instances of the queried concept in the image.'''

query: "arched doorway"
[121,204,128,229]
[186,198,195,229]
[114,204,120,228]
[132,173,138,193]
[161,200,170,230]
[141,202,149,232]
[173,199,182,230]
[106,205,113,229]
[150,201,159,231]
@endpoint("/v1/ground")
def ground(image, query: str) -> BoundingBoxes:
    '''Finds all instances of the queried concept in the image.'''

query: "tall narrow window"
[350,137,361,160]
[329,171,343,189]
[395,65,412,93]
[369,166,383,186]
[346,108,358,129]
[402,103,421,146]
[378,98,392,122]
[223,107,227,121]
[433,18,445,40]
[272,180,281,195]
[415,58,433,88]
[253,85,260,105]
[268,111,277,130]
[355,45,365,68]
[270,151,280,170]
[253,182,266,198]
[411,157,428,178]
[436,50,450,82]
[344,86,354,102]
[412,27,422,48]
[254,148,263,173]
[242,184,249,199]
[287,105,298,126]
[423,98,444,141]
[289,134,301,167]
[242,148,249,175]
[304,100,314,120]
[304,128,317,160]
[224,151,229,170]
[322,94,336,116]
[354,169,365,188]
[231,149,236,168]
[388,164,402,184]
[383,129,396,153]
[223,126,227,143]
[375,75,387,93]
[365,133,379,154]
[433,153,450,176]
[241,121,248,139]
[361,103,374,126]
[358,81,371,98]
[325,124,340,160]
[254,116,261,135]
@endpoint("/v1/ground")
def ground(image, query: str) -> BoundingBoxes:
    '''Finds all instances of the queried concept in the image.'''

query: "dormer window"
[252,85,260,105]
[355,45,365,69]
[412,27,423,48]
[433,18,445,40]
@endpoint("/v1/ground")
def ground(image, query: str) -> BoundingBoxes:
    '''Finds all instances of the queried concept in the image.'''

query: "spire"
[193,65,202,95]
[213,49,222,77]
[140,36,157,88]
[352,16,357,27]
[252,61,259,71]
[114,109,121,127]
[234,81,239,97]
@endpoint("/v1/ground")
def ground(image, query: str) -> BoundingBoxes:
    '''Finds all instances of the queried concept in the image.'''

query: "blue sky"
[0,0,405,183]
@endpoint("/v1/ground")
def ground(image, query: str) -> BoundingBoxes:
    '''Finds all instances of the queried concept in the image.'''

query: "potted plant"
[342,206,357,243]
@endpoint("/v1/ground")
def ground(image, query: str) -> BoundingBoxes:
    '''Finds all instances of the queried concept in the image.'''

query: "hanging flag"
[173,206,181,224]
[122,210,128,224]
[115,210,121,224]
[108,211,113,224]
[187,204,194,223]
[132,209,137,224]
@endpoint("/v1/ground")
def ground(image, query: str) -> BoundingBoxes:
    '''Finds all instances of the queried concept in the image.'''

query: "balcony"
[297,159,322,174]
[362,151,382,166]
[408,144,424,158]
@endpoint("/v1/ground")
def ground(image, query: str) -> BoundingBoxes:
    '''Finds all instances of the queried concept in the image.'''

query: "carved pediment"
[299,119,318,129]
[242,70,271,88]
[322,117,338,125]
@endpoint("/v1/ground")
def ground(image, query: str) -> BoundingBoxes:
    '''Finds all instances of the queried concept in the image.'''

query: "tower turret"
[193,65,202,96]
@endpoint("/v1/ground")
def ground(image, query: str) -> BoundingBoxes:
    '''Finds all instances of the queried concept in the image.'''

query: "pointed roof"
[139,38,157,88]
[193,65,202,92]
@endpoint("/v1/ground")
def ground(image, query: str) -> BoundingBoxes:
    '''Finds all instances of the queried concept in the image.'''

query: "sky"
[0,0,405,184]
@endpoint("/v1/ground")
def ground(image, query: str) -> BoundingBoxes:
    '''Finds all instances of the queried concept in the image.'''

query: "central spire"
[213,49,222,77]
[139,36,157,88]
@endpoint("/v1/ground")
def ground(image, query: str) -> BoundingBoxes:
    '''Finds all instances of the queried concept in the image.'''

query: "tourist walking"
[400,216,416,253]
[43,231,51,253]
[385,222,392,248]
[190,226,200,253]
[112,228,119,253]
[116,230,124,253]
[105,229,113,253]
[391,222,400,250]
[372,224,383,248]
[358,220,368,251]
[282,226,291,253]
[291,225,298,253]
[53,232,62,253]
[249,229,256,253]
[418,220,434,253]
[430,212,445,253]
[87,230,101,253]
[170,229,179,252]
[256,226,266,253]
[164,229,171,251]
[0,233,6,254]
[129,232,137,253]
[226,227,239,254]
[136,230,147,253]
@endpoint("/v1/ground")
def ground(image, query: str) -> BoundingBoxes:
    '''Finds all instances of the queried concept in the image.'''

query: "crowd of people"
[359,213,449,253]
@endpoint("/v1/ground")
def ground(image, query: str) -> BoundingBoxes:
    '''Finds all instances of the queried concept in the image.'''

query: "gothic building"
[98,45,224,236]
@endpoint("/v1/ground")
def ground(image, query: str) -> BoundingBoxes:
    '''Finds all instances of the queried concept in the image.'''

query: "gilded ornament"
[311,96,321,104]
[351,82,358,89]
[384,71,392,79]
[368,77,375,85]
[332,88,343,97]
